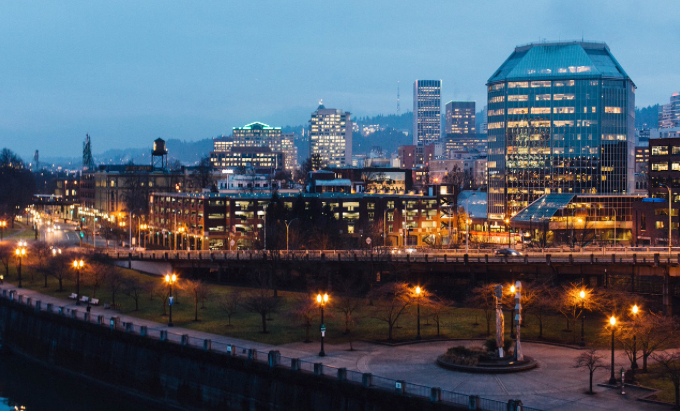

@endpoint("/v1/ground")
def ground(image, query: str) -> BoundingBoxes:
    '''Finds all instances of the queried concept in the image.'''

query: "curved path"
[4,283,670,411]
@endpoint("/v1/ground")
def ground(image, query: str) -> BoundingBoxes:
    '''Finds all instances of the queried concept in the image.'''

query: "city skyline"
[1,1,679,158]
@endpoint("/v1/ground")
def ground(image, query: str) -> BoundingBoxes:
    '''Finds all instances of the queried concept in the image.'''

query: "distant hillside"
[636,104,660,129]
[96,138,214,166]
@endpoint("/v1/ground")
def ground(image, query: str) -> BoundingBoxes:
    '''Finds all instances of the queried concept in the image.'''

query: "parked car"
[494,248,523,256]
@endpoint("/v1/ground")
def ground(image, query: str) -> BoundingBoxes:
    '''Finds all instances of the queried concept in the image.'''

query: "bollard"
[26,297,31,306]
[506,399,517,411]
[590,253,594,264]
[46,303,53,312]
[469,395,480,410]
[464,254,469,264]
[362,373,372,388]
[395,380,405,394]
[337,368,347,381]
[58,306,65,315]
[140,326,148,337]
[313,363,323,376]
[247,349,257,361]
[125,322,134,333]
[97,315,104,325]
[84,312,90,322]
[430,387,441,403]
[268,350,280,368]
[546,254,551,265]
[110,316,120,330]
[35,300,41,312]
[291,358,301,371]
[1,290,6,297]
[160,330,168,342]
[226,345,235,356]
[70,309,78,319]
[18,295,23,303]
[203,339,211,351]
[611,254,616,264]
[180,334,189,346]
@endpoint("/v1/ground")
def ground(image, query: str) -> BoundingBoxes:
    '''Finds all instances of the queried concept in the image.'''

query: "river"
[0,352,167,411]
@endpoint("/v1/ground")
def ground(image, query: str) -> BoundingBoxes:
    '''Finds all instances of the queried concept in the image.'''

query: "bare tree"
[428,295,453,337]
[152,282,170,316]
[46,251,73,291]
[242,287,281,334]
[574,349,608,394]
[183,279,210,322]
[334,276,363,334]
[467,284,498,336]
[122,276,147,311]
[653,351,680,408]
[557,283,606,342]
[621,311,678,372]
[290,295,318,343]
[369,282,413,341]
[527,283,557,339]
[104,266,125,306]
[29,241,51,284]
[218,290,243,327]
[0,243,12,281]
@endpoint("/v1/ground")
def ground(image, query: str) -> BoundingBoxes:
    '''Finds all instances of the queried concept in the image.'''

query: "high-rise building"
[659,92,680,129]
[210,122,297,173]
[486,41,636,220]
[413,80,441,146]
[309,102,352,168]
[445,101,476,135]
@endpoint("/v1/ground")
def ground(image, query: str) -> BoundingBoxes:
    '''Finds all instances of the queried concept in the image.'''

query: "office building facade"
[309,102,352,168]
[445,101,476,135]
[413,80,442,146]
[486,41,636,220]
[659,92,680,129]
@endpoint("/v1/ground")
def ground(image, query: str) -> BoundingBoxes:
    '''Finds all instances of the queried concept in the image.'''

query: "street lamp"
[415,286,422,340]
[609,316,617,385]
[579,290,586,347]
[505,218,511,247]
[509,284,516,339]
[660,183,672,255]
[0,220,6,241]
[165,273,177,326]
[285,218,299,252]
[631,304,639,371]
[15,241,27,288]
[316,292,329,356]
[72,259,84,304]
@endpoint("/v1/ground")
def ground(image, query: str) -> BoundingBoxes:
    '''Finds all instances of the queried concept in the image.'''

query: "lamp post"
[609,316,617,385]
[466,218,471,253]
[660,183,672,255]
[505,218,511,247]
[165,273,177,326]
[73,259,84,304]
[631,305,639,371]
[316,292,329,356]
[0,220,6,240]
[579,290,586,347]
[15,241,27,288]
[285,218,299,252]
[509,284,516,339]
[415,286,422,340]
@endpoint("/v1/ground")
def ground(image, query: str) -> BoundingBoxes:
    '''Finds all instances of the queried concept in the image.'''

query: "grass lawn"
[1,221,34,240]
[6,262,618,348]
[636,364,677,405]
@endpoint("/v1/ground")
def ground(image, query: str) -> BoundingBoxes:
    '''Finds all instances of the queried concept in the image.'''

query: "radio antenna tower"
[397,81,401,115]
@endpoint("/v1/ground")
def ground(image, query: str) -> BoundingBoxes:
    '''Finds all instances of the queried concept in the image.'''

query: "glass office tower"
[486,41,635,221]
[413,80,442,146]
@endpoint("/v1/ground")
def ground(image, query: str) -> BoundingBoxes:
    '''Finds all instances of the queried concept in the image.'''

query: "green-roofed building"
[486,41,636,225]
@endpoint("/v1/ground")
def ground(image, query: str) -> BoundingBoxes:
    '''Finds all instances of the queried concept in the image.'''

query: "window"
[508,82,528,88]
[554,107,575,114]
[531,81,551,88]
[651,162,669,171]
[673,146,680,155]
[605,107,622,114]
[640,213,646,231]
[553,94,575,101]
[507,108,528,115]
[656,221,665,229]
[652,146,669,156]
[508,95,528,102]
[530,107,550,114]
[672,163,680,171]
[535,94,551,101]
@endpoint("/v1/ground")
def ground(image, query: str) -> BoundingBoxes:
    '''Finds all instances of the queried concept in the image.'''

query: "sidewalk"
[1,282,670,411]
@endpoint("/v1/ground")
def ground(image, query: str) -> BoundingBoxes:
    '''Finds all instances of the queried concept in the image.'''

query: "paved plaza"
[3,283,671,411]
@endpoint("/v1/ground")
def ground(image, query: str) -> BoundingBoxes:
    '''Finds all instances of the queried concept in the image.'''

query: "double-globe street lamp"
[165,273,178,327]
[15,241,27,288]
[609,316,618,385]
[316,292,329,356]
[73,259,84,304]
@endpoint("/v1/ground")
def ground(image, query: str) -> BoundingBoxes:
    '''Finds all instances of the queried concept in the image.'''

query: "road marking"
[495,376,509,395]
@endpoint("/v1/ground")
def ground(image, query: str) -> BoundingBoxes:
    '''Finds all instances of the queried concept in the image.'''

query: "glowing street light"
[165,273,177,326]
[15,241,27,288]
[415,286,423,340]
[316,292,329,356]
[609,316,617,385]
[579,290,587,347]
[73,259,84,304]
[631,304,640,370]
[0,220,6,241]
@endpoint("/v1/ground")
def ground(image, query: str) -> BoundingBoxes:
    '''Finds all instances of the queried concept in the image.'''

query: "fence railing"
[2,288,539,411]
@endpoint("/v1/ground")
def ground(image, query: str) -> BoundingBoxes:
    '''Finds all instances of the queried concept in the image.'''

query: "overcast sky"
[1,1,678,159]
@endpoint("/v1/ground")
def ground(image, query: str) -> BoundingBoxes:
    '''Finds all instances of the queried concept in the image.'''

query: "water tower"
[152,138,168,170]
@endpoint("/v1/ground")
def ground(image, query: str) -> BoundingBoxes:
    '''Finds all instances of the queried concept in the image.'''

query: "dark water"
[0,352,167,411]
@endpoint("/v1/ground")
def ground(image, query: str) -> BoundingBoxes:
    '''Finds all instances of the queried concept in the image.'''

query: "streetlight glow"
[510,285,516,293]
[610,316,616,326]
[632,305,639,315]
[579,290,586,299]
[415,286,421,295]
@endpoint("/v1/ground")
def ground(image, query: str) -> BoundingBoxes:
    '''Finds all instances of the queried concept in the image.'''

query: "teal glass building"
[486,41,635,223]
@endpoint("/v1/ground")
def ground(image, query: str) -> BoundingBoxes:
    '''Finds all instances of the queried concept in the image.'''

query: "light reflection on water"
[0,353,165,411]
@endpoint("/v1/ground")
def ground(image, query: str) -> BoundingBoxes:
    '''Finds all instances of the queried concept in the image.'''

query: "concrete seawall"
[0,296,466,411]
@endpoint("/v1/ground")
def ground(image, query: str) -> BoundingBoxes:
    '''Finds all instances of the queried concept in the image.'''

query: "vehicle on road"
[494,248,523,256]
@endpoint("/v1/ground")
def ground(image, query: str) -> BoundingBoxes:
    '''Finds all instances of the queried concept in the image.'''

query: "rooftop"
[488,41,632,84]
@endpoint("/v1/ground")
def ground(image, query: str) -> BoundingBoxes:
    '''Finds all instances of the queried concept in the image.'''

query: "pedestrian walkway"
[1,282,670,411]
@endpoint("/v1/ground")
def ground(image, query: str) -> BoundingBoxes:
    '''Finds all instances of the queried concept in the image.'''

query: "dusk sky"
[1,1,678,159]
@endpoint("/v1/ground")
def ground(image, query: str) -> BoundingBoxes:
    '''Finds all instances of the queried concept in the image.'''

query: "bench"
[68,293,77,300]
[80,296,89,303]
[90,298,99,306]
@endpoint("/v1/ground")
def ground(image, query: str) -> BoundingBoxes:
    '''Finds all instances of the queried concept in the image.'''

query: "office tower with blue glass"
[413,80,442,146]
[486,41,636,221]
